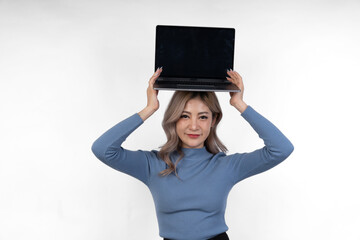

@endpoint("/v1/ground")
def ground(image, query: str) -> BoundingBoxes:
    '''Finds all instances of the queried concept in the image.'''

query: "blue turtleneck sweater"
[91,106,294,240]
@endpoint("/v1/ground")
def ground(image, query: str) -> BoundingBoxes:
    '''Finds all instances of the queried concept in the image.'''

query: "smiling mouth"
[187,134,200,138]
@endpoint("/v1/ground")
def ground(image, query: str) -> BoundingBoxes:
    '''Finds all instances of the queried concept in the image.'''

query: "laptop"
[153,25,240,92]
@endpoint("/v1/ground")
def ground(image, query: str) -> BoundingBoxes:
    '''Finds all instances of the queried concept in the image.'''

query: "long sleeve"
[229,106,294,184]
[91,113,153,185]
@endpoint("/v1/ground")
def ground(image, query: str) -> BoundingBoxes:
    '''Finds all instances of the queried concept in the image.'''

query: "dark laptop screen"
[155,25,235,79]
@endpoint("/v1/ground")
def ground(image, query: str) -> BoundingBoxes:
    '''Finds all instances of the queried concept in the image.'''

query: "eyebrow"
[182,111,210,115]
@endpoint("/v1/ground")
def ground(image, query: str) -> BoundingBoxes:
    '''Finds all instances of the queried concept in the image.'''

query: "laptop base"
[153,81,241,92]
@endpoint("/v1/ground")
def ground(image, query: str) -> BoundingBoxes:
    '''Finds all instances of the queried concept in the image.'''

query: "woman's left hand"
[226,69,248,113]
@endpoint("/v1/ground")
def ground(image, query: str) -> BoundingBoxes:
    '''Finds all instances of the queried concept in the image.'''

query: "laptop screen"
[155,25,235,79]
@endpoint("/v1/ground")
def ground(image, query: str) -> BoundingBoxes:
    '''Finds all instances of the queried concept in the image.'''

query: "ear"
[211,114,217,127]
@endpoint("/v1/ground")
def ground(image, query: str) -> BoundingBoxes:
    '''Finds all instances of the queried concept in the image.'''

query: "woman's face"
[176,97,215,149]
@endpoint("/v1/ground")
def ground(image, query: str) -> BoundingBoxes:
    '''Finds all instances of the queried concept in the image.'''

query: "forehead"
[183,97,211,113]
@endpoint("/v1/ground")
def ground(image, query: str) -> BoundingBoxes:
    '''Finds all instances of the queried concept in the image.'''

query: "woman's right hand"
[138,67,163,121]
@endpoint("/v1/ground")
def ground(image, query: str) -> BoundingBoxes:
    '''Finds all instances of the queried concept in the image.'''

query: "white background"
[1,0,360,239]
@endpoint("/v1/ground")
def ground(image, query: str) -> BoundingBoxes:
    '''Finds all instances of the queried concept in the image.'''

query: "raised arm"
[225,70,294,184]
[91,113,150,185]
[91,68,163,184]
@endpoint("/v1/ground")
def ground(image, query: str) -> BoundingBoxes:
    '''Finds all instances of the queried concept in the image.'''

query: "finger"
[226,76,235,83]
[233,72,244,88]
[226,77,237,86]
[226,71,238,82]
[229,70,240,80]
[229,70,242,82]
[149,70,159,85]
[149,67,163,84]
[227,70,239,82]
[233,71,243,81]
[226,69,235,77]
[226,75,242,89]
[152,68,160,78]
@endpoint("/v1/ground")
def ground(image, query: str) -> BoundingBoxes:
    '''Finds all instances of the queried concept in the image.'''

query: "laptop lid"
[155,25,236,84]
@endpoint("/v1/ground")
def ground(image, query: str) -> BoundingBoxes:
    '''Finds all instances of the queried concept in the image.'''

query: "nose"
[189,118,199,130]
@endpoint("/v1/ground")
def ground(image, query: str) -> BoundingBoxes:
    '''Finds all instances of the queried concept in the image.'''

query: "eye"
[180,114,189,119]
[199,115,208,120]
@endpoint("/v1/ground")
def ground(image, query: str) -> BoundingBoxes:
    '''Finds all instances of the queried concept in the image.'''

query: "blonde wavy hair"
[158,91,227,177]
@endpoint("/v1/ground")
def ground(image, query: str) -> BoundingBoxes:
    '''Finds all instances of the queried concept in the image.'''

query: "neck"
[179,146,212,160]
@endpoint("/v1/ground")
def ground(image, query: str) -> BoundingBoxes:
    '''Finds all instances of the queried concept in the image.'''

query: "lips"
[187,134,200,138]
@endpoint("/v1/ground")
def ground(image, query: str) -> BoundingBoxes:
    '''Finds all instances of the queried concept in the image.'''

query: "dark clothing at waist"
[163,231,229,240]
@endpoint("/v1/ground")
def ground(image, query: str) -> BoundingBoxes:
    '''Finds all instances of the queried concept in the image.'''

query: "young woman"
[91,68,294,240]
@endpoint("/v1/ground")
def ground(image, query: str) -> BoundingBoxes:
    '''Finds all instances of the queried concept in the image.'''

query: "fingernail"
[160,66,163,69]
